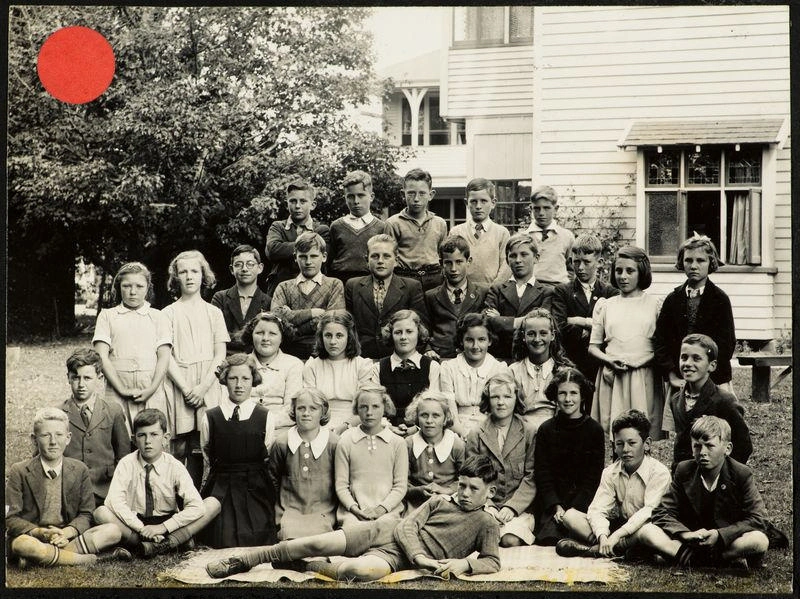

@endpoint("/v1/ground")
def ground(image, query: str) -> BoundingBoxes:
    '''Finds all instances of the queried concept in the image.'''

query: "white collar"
[114,301,152,315]
[345,213,375,224]
[446,281,468,293]
[294,271,324,286]
[472,218,493,230]
[701,470,721,492]
[579,279,595,292]
[350,426,395,444]
[455,352,500,378]
[410,429,457,461]
[40,458,63,478]
[72,392,98,414]
[390,351,422,370]
[509,274,537,287]
[251,350,288,371]
[611,454,652,480]
[686,285,706,297]
[524,357,554,379]
[528,221,558,233]
[136,451,166,473]
[219,394,256,419]
[287,426,330,459]
[284,217,314,230]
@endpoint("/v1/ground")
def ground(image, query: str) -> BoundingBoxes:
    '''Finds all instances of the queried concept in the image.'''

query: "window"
[453,6,533,48]
[493,180,532,232]
[643,145,762,265]
[401,93,465,146]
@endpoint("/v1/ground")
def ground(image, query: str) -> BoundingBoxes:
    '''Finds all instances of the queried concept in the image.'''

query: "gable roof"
[618,117,789,149]
[380,49,441,88]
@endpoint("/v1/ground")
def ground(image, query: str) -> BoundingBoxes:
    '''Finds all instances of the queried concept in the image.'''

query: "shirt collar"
[219,394,255,419]
[136,451,167,474]
[250,350,286,372]
[294,271,324,286]
[40,458,63,477]
[455,352,499,378]
[350,426,395,444]
[410,429,456,461]
[374,274,392,288]
[114,301,152,315]
[528,221,558,234]
[390,351,422,370]
[284,216,314,230]
[701,471,721,492]
[509,274,537,287]
[579,280,595,293]
[446,281,468,294]
[610,454,651,481]
[287,426,330,459]
[686,285,705,297]
[346,213,375,225]
[72,393,97,414]
[400,208,434,224]
[525,357,554,379]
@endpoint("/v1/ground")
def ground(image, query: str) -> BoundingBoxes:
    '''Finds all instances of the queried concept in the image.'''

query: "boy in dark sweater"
[637,416,771,568]
[206,455,501,580]
[327,170,388,284]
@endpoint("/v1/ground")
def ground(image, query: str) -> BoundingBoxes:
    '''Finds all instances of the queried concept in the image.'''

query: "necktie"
[399,358,417,371]
[144,464,155,518]
[80,404,92,428]
[374,279,385,313]
[474,223,484,239]
[453,288,463,305]
[687,287,702,299]
[541,229,550,241]
[47,469,58,480]
[231,405,240,422]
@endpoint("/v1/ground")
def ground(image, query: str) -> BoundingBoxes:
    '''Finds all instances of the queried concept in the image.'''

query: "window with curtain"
[642,145,763,265]
[453,6,533,48]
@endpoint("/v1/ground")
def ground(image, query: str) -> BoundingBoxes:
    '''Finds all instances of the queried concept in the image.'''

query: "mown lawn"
[4,338,794,593]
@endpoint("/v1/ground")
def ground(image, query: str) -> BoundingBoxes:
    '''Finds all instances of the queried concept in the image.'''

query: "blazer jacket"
[345,274,428,360]
[465,415,537,516]
[424,281,488,359]
[484,280,554,359]
[551,278,619,381]
[211,284,272,353]
[653,280,736,384]
[652,457,767,549]
[60,397,131,499]
[6,456,95,538]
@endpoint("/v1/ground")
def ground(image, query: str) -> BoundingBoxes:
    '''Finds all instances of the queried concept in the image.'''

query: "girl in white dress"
[303,310,377,434]
[588,246,664,440]
[439,312,508,437]
[163,250,230,486]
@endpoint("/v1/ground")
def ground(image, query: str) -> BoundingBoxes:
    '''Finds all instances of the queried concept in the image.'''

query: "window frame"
[399,92,465,147]
[452,6,533,49]
[641,144,764,265]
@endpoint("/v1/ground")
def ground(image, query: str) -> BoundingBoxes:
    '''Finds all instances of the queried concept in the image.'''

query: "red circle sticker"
[37,26,115,104]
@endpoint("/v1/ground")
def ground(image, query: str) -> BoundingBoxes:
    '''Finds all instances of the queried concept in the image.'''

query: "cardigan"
[653,279,736,384]
[670,378,752,467]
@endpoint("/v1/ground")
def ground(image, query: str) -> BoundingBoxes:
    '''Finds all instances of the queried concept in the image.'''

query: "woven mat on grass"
[162,545,629,585]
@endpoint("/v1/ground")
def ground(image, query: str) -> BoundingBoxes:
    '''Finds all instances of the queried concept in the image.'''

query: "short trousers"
[500,512,536,545]
[342,516,411,570]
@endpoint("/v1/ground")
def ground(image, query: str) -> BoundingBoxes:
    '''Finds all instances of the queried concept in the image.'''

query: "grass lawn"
[4,337,794,593]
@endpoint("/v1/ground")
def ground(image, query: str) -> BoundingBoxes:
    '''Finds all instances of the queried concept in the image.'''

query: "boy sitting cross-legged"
[556,409,671,560]
[6,408,132,567]
[637,416,778,569]
[94,408,221,558]
[206,455,501,581]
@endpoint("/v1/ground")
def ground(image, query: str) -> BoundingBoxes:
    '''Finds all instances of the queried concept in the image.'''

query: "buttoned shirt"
[283,217,315,232]
[295,271,325,295]
[73,394,98,422]
[344,213,375,231]
[40,459,64,478]
[446,282,468,305]
[287,426,330,459]
[587,454,671,539]
[105,451,205,534]
[686,285,705,298]
[510,274,537,299]
[579,280,594,303]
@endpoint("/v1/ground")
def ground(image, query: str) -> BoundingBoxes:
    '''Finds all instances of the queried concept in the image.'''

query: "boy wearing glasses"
[386,168,449,292]
[212,245,272,355]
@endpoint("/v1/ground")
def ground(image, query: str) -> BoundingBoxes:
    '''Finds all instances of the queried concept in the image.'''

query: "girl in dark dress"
[533,367,605,546]
[200,353,277,547]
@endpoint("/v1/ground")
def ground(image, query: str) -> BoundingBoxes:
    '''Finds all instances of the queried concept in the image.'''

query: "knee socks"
[241,542,293,569]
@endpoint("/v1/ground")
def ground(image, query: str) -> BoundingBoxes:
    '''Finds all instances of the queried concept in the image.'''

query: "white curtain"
[728,192,750,265]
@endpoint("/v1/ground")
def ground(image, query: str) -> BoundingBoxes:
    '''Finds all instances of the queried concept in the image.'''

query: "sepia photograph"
[4,4,793,595]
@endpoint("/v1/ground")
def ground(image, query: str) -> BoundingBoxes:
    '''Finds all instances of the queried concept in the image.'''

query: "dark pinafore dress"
[379,356,431,425]
[200,404,276,547]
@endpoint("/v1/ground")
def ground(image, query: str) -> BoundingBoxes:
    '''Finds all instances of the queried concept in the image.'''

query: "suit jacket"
[653,280,736,384]
[424,281,488,359]
[652,457,767,549]
[211,284,272,353]
[5,456,95,538]
[670,378,752,468]
[484,280,554,360]
[465,415,537,516]
[345,274,428,360]
[551,278,619,382]
[60,397,131,499]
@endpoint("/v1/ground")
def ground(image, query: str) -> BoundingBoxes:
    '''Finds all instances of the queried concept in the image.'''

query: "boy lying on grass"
[206,455,501,580]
